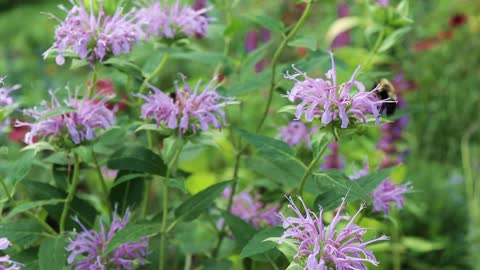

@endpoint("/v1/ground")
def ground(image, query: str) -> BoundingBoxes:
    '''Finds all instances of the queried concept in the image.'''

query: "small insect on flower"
[278,196,389,270]
[373,79,397,116]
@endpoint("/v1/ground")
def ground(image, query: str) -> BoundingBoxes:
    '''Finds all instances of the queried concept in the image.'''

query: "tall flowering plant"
[0,0,416,270]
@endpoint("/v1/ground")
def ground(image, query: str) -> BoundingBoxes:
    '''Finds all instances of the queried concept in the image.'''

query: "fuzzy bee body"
[374,78,397,116]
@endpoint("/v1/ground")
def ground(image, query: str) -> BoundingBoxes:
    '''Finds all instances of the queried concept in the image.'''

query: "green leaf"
[111,173,149,187]
[104,222,162,254]
[355,166,395,191]
[222,211,256,248]
[107,145,167,175]
[286,262,303,270]
[103,58,143,78]
[240,227,283,258]
[311,131,333,158]
[70,59,88,70]
[325,16,361,46]
[21,181,97,230]
[6,199,65,219]
[171,51,228,65]
[7,150,35,188]
[135,123,172,135]
[162,137,185,168]
[244,14,284,33]
[38,235,68,270]
[402,237,445,253]
[288,36,318,51]
[21,142,55,155]
[224,69,271,96]
[204,259,233,270]
[37,106,75,122]
[378,27,412,52]
[265,237,297,261]
[236,129,306,189]
[0,219,44,248]
[396,0,410,17]
[175,180,234,221]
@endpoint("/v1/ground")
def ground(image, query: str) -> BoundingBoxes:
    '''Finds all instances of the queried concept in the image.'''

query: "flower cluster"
[351,165,410,215]
[322,142,345,170]
[221,187,281,228]
[285,52,388,128]
[16,89,115,145]
[278,197,388,270]
[331,2,350,49]
[0,80,20,132]
[245,28,271,72]
[67,210,148,270]
[277,121,317,147]
[46,0,142,65]
[0,238,22,270]
[376,0,389,7]
[137,0,209,40]
[137,75,237,136]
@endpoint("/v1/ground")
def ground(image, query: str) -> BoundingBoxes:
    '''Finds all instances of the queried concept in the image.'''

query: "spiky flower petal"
[0,238,23,270]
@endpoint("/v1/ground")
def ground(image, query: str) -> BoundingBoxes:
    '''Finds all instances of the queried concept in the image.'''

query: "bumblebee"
[374,78,397,116]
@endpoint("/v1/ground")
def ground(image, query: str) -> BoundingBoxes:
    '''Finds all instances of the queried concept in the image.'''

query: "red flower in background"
[95,79,128,111]
[449,13,467,28]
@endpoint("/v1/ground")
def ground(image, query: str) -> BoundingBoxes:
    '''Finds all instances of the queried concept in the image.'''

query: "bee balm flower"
[45,0,142,65]
[285,52,389,128]
[16,89,115,145]
[66,209,148,270]
[136,75,238,136]
[0,238,22,269]
[0,80,20,132]
[278,197,389,270]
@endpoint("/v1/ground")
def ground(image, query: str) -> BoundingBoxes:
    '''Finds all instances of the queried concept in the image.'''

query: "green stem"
[159,145,183,270]
[214,0,232,75]
[361,29,385,72]
[91,149,112,217]
[183,254,192,270]
[139,52,170,95]
[59,153,80,233]
[256,0,313,132]
[212,149,242,257]
[298,141,330,197]
[87,68,98,99]
[1,176,58,235]
[391,220,402,270]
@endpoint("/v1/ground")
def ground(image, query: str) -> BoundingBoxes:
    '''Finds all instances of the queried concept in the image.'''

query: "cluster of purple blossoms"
[0,238,22,270]
[322,142,345,170]
[278,197,389,270]
[136,75,238,136]
[276,121,317,147]
[331,2,351,49]
[376,0,389,7]
[221,187,281,228]
[67,210,148,270]
[16,89,115,145]
[137,0,210,40]
[351,164,410,215]
[285,52,389,129]
[0,80,20,132]
[46,0,142,65]
[245,28,271,72]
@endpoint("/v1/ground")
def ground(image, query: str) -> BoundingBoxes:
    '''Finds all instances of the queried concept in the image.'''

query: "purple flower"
[136,75,238,136]
[371,179,410,215]
[66,209,148,270]
[137,0,210,40]
[278,197,389,270]
[351,165,410,215]
[222,187,281,228]
[332,2,351,49]
[376,0,389,7]
[0,238,22,270]
[244,28,271,72]
[16,89,115,145]
[0,80,20,132]
[277,121,317,147]
[245,31,258,53]
[285,51,389,128]
[322,142,345,170]
[193,0,207,11]
[101,167,118,179]
[45,0,142,65]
